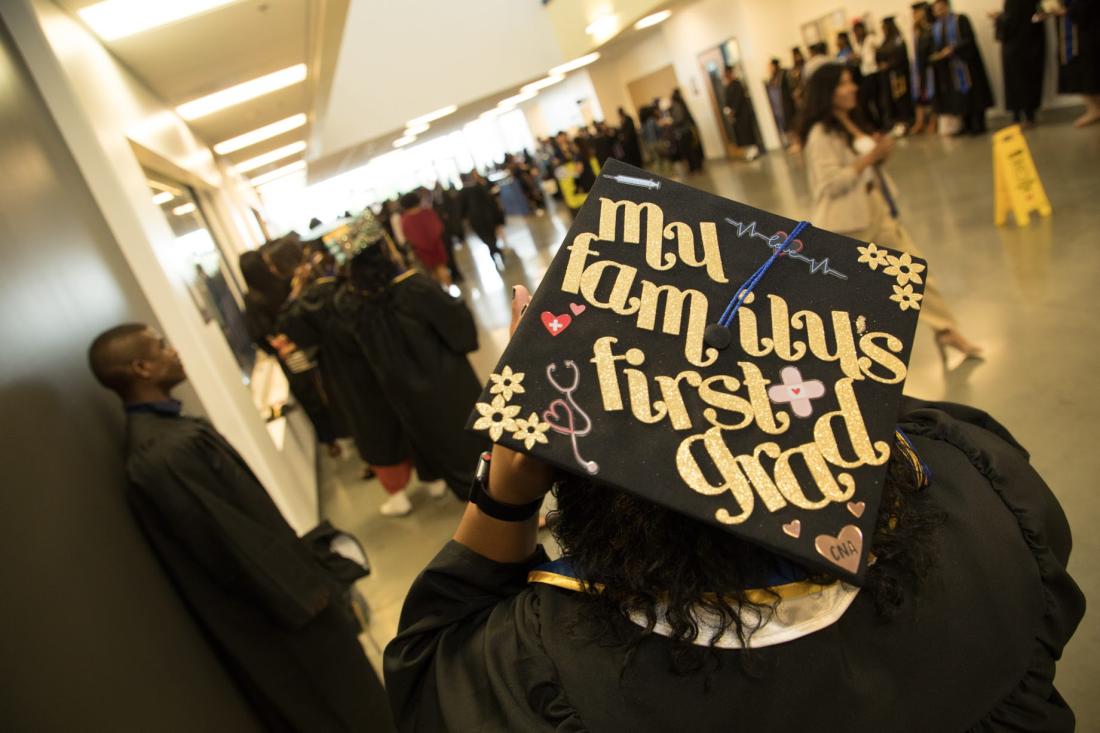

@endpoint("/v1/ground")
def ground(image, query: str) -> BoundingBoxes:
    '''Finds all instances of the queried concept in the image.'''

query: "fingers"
[510,285,532,337]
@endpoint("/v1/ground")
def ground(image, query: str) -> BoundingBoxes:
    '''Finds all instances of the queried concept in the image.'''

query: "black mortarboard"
[467,160,926,584]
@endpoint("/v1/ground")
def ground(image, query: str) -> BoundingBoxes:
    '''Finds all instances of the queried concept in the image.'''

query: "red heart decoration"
[540,311,572,336]
[569,302,586,316]
[774,232,805,256]
[792,387,801,395]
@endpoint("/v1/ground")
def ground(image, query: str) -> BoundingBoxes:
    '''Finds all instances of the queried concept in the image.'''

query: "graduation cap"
[467,159,926,584]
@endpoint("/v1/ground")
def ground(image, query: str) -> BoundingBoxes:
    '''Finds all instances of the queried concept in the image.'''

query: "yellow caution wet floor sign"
[993,124,1052,227]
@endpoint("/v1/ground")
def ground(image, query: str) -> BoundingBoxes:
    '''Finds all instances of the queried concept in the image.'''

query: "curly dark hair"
[549,433,943,676]
[347,242,403,301]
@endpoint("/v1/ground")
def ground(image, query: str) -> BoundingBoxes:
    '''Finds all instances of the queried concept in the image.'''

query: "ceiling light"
[176,64,307,120]
[585,15,619,39]
[172,202,196,216]
[234,141,306,173]
[250,160,306,186]
[406,105,458,128]
[146,179,181,195]
[549,52,601,76]
[404,122,430,136]
[151,191,174,205]
[213,114,307,155]
[393,135,417,148]
[497,90,537,109]
[77,0,238,42]
[634,10,672,30]
[521,74,566,94]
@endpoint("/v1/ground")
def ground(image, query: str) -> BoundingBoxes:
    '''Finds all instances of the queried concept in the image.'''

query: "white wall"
[3,0,319,532]
[587,30,676,124]
[653,0,792,154]
[521,70,605,138]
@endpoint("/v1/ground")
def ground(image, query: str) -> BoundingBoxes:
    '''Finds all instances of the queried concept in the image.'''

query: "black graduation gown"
[876,37,915,125]
[125,409,395,733]
[932,14,995,116]
[460,183,501,250]
[277,277,410,466]
[914,26,936,104]
[724,78,759,146]
[1058,0,1100,94]
[353,272,488,496]
[244,290,345,444]
[997,0,1047,113]
[617,116,644,167]
[384,399,1084,732]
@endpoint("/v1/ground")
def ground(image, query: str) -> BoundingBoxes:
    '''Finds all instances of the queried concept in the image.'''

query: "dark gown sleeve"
[900,399,1085,732]
[956,14,978,55]
[399,275,479,354]
[128,429,335,630]
[384,541,587,732]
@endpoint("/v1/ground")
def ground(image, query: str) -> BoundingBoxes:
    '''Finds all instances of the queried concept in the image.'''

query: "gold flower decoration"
[511,412,551,450]
[889,283,923,312]
[473,395,521,441]
[883,252,926,286]
[488,366,526,402]
[857,242,890,270]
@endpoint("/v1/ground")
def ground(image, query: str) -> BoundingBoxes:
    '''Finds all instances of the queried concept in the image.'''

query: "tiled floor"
[323,113,1099,724]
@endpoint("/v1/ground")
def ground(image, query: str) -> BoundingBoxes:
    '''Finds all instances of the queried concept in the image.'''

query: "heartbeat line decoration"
[725,218,848,280]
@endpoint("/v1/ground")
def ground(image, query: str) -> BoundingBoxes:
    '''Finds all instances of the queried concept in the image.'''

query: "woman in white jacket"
[800,62,981,360]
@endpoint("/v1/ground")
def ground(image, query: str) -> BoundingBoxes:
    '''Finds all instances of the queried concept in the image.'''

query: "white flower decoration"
[883,252,926,287]
[889,283,923,312]
[473,395,521,441]
[511,412,551,450]
[857,242,890,270]
[488,365,526,402]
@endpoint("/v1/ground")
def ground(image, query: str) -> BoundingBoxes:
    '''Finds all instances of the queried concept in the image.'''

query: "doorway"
[698,38,763,159]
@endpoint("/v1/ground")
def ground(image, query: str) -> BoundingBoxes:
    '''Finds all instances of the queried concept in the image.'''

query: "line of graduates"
[240,213,488,518]
[770,0,1098,143]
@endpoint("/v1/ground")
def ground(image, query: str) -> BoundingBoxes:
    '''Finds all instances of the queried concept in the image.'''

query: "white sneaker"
[379,491,413,517]
[425,480,449,499]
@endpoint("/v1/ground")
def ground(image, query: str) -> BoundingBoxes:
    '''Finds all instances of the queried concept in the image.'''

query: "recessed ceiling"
[58,0,322,178]
[317,0,564,158]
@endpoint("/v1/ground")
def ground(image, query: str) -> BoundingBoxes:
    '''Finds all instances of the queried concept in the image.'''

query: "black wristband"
[468,451,543,521]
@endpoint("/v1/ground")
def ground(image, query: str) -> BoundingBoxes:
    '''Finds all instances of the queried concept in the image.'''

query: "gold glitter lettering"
[738,361,790,435]
[813,378,891,469]
[625,368,668,424]
[773,441,850,509]
[733,292,774,357]
[791,309,863,380]
[590,336,630,411]
[597,198,673,272]
[561,232,599,294]
[655,371,703,430]
[857,332,908,384]
[698,374,754,431]
[734,443,790,513]
[676,427,756,524]
[579,260,641,314]
[767,295,807,361]
[633,281,716,367]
